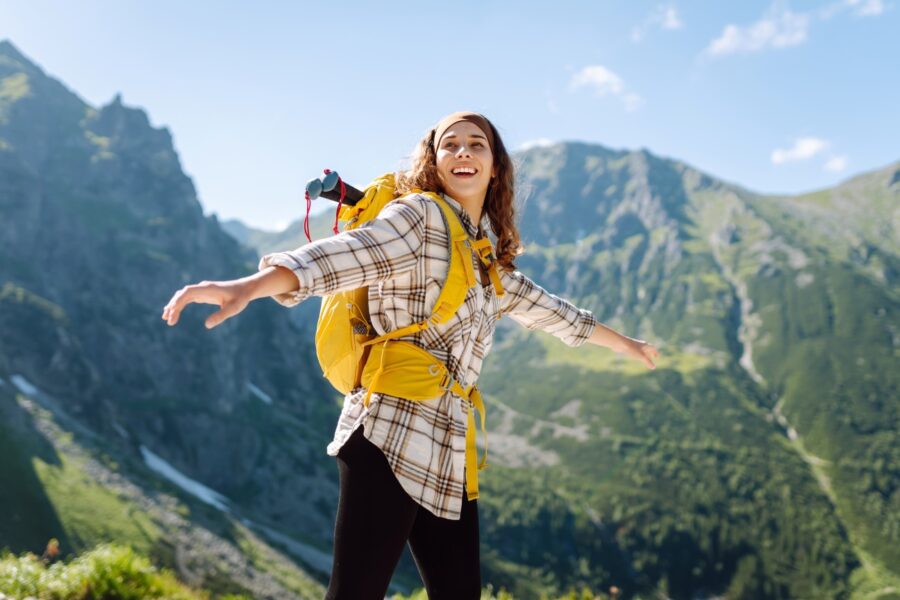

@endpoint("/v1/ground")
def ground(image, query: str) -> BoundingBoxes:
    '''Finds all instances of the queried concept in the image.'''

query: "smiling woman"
[161,110,659,599]
[394,111,522,274]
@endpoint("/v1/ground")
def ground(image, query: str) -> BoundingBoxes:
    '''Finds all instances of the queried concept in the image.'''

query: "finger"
[162,291,183,325]
[205,301,242,329]
[166,285,208,326]
[205,309,228,329]
[643,347,657,369]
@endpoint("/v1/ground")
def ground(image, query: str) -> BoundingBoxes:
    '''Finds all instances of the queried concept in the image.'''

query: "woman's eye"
[473,142,484,147]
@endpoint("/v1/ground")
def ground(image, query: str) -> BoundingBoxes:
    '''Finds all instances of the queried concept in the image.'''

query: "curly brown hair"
[395,117,523,272]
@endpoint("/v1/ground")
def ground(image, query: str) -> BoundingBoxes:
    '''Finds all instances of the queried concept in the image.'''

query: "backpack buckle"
[440,372,453,392]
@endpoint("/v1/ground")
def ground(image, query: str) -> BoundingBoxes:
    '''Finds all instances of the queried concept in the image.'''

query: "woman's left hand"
[616,337,660,370]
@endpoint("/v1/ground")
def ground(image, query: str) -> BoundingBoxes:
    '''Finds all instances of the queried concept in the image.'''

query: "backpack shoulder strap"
[361,191,478,346]
[421,192,479,323]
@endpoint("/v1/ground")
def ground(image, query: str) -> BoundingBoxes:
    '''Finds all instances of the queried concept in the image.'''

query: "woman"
[162,111,659,599]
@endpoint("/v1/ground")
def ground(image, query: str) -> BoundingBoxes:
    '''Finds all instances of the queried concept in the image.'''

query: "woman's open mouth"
[451,167,478,178]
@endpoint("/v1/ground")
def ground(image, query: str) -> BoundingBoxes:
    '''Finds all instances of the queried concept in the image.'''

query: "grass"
[0,72,30,102]
[0,543,249,600]
[390,584,613,599]
[30,450,162,557]
[0,390,163,559]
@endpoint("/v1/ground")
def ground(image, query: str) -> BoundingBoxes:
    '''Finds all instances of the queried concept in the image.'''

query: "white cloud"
[820,0,887,18]
[771,137,830,164]
[708,0,889,58]
[631,4,683,42]
[570,65,642,111]
[705,4,809,56]
[517,138,557,151]
[850,0,887,15]
[570,65,624,95]
[824,155,849,172]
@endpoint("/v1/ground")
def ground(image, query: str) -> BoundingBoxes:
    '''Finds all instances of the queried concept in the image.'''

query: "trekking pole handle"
[305,171,364,206]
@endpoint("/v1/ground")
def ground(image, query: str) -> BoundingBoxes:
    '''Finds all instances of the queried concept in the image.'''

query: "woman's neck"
[448,192,484,225]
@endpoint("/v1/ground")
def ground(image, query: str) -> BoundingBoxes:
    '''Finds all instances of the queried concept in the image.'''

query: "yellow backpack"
[313,172,505,499]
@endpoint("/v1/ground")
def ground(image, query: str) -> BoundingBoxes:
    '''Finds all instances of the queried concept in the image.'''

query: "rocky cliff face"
[0,40,341,561]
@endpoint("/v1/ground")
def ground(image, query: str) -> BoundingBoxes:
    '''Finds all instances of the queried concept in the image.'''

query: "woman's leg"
[406,489,482,599]
[325,426,419,600]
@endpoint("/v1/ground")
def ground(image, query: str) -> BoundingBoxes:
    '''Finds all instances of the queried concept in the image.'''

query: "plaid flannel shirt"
[258,192,599,520]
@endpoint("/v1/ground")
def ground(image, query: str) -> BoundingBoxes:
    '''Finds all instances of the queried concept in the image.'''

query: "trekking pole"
[302,169,364,242]
[304,170,364,205]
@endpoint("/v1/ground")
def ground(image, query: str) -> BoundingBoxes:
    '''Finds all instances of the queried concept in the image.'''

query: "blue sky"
[2,1,897,230]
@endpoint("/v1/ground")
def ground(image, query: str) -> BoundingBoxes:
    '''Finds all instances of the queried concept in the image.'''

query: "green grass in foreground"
[0,543,249,600]
[391,585,618,600]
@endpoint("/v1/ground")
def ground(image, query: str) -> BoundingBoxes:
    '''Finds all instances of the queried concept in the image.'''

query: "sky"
[2,0,898,231]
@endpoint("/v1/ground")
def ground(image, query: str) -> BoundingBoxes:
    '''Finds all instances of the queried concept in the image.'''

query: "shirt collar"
[440,193,484,238]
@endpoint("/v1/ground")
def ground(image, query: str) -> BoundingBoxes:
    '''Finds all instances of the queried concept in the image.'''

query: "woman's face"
[435,120,496,204]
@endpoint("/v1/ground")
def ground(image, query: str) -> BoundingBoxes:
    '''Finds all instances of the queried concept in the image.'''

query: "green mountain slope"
[470,146,899,599]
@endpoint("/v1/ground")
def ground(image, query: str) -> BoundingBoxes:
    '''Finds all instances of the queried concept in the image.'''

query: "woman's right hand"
[162,279,254,329]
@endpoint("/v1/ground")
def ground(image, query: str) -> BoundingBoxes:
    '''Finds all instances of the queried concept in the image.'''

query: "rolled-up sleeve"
[499,270,599,347]
[257,195,428,307]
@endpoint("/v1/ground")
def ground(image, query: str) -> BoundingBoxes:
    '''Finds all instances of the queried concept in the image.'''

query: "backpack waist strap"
[359,339,488,500]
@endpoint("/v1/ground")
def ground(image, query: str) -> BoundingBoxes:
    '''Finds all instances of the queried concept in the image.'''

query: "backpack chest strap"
[469,238,506,297]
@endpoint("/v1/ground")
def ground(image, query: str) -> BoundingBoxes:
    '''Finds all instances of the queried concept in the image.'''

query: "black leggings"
[325,426,481,600]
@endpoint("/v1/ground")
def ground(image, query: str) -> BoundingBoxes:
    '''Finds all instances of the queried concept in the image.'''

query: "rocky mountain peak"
[0,39,38,72]
[87,92,177,160]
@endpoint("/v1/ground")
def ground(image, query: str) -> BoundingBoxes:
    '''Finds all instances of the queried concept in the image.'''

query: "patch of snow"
[140,445,230,512]
[246,381,273,405]
[10,374,39,397]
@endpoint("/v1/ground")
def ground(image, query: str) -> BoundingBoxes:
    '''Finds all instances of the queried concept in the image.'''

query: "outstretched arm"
[162,266,298,329]
[585,321,659,370]
[162,195,427,329]
[499,269,658,369]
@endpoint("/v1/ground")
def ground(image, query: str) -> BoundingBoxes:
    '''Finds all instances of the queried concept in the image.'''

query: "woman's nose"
[455,145,473,157]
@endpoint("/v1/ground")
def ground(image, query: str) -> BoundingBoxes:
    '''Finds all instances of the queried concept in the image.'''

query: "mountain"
[222,212,338,257]
[3,37,899,599]
[0,39,348,598]
[470,145,899,599]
